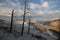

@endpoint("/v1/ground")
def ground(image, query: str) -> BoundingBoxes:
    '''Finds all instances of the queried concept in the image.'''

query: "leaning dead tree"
[21,0,27,36]
[10,10,14,32]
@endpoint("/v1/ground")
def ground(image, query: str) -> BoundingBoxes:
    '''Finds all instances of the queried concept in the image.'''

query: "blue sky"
[0,0,60,21]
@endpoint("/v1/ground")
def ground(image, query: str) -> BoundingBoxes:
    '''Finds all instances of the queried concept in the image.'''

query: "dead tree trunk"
[10,10,14,32]
[21,0,27,36]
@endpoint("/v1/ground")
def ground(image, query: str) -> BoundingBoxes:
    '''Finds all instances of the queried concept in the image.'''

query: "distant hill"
[36,21,50,25]
[44,19,60,32]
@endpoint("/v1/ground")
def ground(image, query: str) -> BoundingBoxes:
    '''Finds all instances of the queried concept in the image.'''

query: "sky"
[0,0,60,21]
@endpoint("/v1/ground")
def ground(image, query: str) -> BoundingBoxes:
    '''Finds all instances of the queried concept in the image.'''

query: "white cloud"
[47,10,60,14]
[38,10,44,15]
[28,2,49,14]
[10,1,16,6]
[13,9,23,16]
[0,8,12,16]
[29,3,39,10]
[0,8,24,16]
[11,2,20,6]
[28,2,60,16]
[37,10,60,16]
[41,2,49,8]
[6,0,21,7]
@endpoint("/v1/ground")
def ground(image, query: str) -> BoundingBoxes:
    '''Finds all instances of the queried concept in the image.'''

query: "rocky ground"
[0,25,59,40]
